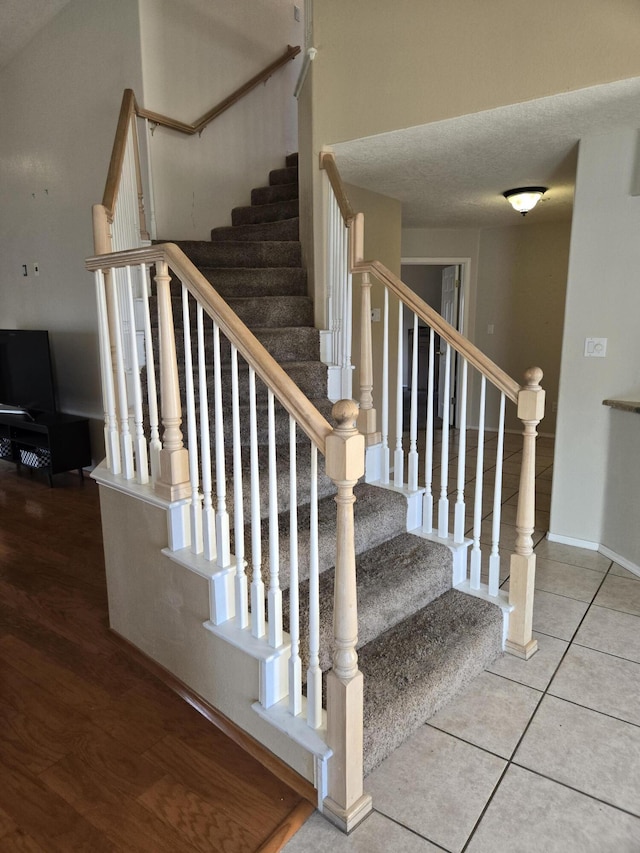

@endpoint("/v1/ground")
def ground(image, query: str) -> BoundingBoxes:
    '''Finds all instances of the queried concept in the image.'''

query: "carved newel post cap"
[332,399,359,433]
[523,366,543,389]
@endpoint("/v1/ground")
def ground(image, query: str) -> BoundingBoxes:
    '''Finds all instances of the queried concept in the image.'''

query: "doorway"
[400,258,469,427]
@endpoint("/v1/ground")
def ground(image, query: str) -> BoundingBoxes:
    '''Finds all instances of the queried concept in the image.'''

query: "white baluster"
[380,287,390,485]
[140,264,161,483]
[124,265,148,484]
[94,269,120,476]
[213,321,231,568]
[108,267,134,479]
[408,313,419,492]
[438,343,451,538]
[249,367,265,638]
[267,390,283,649]
[422,328,435,533]
[454,359,468,544]
[470,376,486,588]
[394,299,404,488]
[231,346,248,628]
[182,286,203,554]
[197,305,215,560]
[489,392,506,596]
[307,444,322,730]
[288,417,302,715]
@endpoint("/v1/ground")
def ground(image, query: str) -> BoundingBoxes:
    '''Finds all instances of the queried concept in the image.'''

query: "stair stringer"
[93,463,327,796]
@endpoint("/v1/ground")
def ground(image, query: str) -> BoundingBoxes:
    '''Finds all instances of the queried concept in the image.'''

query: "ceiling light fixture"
[503,186,547,216]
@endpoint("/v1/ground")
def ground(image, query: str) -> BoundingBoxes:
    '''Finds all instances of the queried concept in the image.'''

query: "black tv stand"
[0,410,91,486]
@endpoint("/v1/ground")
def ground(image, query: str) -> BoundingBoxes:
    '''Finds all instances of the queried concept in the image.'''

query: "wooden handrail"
[137,45,301,135]
[102,89,138,220]
[320,151,356,224]
[86,243,332,453]
[101,45,300,225]
[354,259,520,403]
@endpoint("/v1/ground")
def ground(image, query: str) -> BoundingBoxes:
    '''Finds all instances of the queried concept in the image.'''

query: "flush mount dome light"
[503,186,547,216]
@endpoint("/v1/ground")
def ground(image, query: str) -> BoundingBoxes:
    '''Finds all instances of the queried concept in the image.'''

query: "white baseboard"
[546,531,599,550]
[598,545,640,578]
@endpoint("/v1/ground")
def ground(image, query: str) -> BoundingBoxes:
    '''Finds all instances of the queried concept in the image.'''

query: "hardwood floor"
[0,462,313,852]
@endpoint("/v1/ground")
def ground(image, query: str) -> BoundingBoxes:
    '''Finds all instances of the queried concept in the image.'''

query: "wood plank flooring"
[0,462,313,852]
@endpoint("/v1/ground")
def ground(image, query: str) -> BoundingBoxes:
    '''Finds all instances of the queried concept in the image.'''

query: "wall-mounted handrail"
[85,241,332,454]
[99,45,301,246]
[137,45,301,136]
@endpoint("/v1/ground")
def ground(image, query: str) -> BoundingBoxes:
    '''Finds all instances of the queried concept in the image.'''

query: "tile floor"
[285,438,640,852]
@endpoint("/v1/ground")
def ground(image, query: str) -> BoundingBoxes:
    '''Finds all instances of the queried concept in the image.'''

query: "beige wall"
[345,184,402,437]
[474,222,571,433]
[139,0,302,239]
[312,0,640,146]
[401,224,569,433]
[0,0,144,457]
[551,128,640,549]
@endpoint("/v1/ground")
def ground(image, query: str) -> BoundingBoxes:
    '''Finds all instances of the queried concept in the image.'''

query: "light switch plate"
[584,337,607,358]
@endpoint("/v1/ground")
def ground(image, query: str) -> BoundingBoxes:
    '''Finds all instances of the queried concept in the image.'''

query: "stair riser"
[231,199,299,226]
[178,361,327,404]
[269,166,298,185]
[251,182,298,206]
[170,240,302,268]
[211,218,299,243]
[166,267,307,299]
[226,296,313,328]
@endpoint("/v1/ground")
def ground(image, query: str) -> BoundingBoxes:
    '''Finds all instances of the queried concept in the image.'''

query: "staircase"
[157,154,504,777]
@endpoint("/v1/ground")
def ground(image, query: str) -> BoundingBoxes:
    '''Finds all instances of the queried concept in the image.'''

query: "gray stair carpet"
[156,151,503,775]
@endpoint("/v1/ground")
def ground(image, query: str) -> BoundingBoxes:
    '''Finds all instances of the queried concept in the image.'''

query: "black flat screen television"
[0,330,57,415]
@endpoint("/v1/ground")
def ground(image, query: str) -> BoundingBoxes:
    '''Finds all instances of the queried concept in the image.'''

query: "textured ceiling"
[0,0,72,70]
[332,78,640,230]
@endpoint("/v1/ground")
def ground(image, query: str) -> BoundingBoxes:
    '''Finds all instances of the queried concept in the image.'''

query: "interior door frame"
[400,257,471,429]
[399,257,471,338]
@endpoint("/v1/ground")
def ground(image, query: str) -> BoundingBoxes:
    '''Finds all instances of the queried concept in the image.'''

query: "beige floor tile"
[574,604,640,663]
[593,574,640,616]
[549,645,640,726]
[428,671,541,758]
[283,810,440,853]
[529,589,589,641]
[535,476,553,495]
[479,521,545,552]
[505,490,551,512]
[533,557,605,602]
[496,502,550,530]
[534,539,611,572]
[514,695,640,816]
[487,631,568,691]
[466,764,640,853]
[609,562,640,582]
[365,725,505,853]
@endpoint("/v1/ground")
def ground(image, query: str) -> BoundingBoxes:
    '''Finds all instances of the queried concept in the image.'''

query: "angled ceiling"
[332,77,640,230]
[0,0,72,70]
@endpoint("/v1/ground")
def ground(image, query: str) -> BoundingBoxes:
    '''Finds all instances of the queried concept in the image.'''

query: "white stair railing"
[320,152,545,663]
[86,241,369,828]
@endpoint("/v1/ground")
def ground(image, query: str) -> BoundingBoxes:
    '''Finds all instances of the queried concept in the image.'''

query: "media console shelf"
[0,411,91,486]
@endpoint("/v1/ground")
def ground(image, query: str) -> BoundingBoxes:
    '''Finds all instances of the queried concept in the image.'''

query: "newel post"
[153,259,191,501]
[506,367,545,659]
[323,400,372,832]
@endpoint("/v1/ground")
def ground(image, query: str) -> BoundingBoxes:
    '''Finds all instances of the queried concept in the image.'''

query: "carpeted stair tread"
[283,532,453,675]
[251,182,298,206]
[211,217,299,243]
[250,483,408,592]
[224,295,313,328]
[200,267,307,298]
[184,359,328,404]
[169,240,301,268]
[232,198,299,226]
[360,589,503,774]
[269,165,298,185]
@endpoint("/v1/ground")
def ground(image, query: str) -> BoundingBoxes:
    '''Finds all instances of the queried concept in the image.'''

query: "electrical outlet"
[371,308,381,322]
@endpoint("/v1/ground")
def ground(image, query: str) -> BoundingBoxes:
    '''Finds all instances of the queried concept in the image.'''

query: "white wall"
[139,0,303,239]
[550,128,640,546]
[0,0,143,455]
